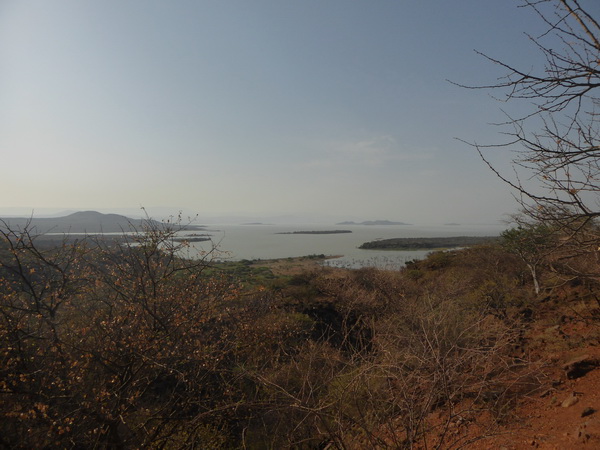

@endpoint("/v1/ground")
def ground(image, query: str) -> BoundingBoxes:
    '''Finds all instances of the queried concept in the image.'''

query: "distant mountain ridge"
[0,211,161,234]
[336,220,411,226]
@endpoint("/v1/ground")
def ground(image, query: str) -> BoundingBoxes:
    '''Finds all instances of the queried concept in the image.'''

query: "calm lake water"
[182,223,504,269]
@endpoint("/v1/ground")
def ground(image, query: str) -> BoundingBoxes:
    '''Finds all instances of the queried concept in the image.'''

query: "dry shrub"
[259,247,541,448]
[0,224,542,449]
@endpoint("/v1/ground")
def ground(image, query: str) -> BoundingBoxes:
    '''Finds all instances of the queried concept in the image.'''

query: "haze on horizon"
[1,1,573,225]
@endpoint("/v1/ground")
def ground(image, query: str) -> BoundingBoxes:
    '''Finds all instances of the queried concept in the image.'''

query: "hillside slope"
[1,211,165,233]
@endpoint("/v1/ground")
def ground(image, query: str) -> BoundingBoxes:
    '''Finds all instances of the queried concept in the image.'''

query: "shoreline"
[359,236,497,251]
[275,230,352,235]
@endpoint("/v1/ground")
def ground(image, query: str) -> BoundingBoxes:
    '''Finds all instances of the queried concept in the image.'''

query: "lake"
[182,223,504,269]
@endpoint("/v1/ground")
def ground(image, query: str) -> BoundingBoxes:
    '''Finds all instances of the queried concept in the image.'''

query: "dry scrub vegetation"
[5,217,595,448]
[2,1,599,446]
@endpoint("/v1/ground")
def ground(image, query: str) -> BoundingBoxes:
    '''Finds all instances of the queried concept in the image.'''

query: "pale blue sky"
[2,1,589,224]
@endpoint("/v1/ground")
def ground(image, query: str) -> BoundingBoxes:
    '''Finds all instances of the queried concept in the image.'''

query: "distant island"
[242,222,275,226]
[276,230,352,235]
[359,236,497,250]
[173,236,212,243]
[337,220,411,226]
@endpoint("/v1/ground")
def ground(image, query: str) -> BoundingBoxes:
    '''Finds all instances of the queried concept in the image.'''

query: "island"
[276,230,352,235]
[359,236,497,250]
[173,234,212,243]
[337,220,411,226]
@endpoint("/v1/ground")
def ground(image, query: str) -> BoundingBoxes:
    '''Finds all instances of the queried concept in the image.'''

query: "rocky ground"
[459,285,600,449]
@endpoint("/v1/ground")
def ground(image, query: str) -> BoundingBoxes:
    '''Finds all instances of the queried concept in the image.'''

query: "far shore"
[359,236,498,251]
[225,254,343,276]
[275,230,352,235]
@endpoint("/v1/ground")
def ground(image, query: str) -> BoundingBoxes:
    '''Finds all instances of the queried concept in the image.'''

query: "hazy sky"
[2,1,592,224]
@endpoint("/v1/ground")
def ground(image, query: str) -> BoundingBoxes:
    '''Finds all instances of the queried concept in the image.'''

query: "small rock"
[562,393,579,407]
[575,423,590,442]
[581,407,595,417]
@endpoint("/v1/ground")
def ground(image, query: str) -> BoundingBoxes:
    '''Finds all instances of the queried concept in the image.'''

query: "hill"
[0,210,184,234]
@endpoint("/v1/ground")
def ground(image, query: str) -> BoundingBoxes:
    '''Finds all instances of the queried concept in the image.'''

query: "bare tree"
[501,217,557,294]
[461,1,600,240]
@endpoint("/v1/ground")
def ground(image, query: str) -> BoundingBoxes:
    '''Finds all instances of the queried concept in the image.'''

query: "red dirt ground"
[458,296,600,449]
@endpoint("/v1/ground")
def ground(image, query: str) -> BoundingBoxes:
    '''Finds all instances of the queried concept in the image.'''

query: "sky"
[2,1,596,224]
